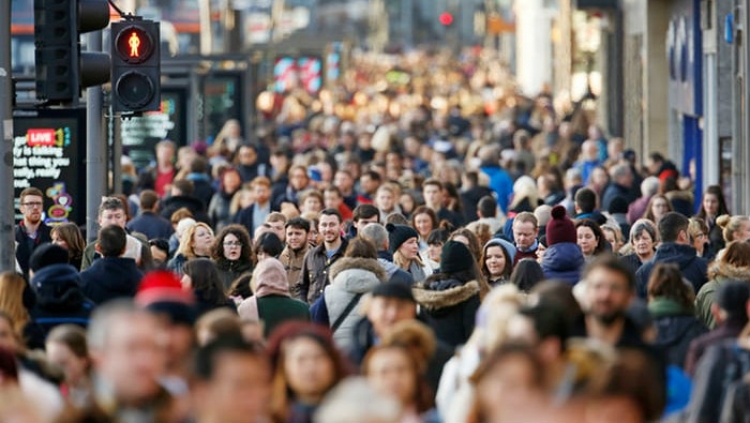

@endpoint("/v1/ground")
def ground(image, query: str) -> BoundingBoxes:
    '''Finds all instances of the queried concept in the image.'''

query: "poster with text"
[13,108,87,226]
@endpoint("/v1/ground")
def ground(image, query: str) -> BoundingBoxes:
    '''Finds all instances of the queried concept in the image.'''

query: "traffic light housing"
[34,0,111,103]
[111,19,161,113]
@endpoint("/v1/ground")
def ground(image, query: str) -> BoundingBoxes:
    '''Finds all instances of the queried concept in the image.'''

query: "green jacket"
[256,295,310,337]
[696,262,750,329]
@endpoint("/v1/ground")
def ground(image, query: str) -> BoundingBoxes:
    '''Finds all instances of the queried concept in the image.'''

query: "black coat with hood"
[635,243,708,299]
[29,263,95,347]
[412,279,481,348]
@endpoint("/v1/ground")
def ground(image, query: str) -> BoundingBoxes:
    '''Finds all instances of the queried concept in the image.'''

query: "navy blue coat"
[635,243,708,299]
[79,256,144,305]
[29,263,95,347]
[126,211,174,240]
[541,242,585,285]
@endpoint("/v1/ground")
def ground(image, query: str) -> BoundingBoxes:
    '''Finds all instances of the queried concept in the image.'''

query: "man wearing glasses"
[15,187,52,277]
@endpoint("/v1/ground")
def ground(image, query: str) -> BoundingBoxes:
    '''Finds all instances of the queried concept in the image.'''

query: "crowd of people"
[3,49,750,423]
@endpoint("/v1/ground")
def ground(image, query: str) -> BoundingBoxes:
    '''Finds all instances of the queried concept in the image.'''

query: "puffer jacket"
[541,242,585,285]
[636,243,708,299]
[695,262,750,329]
[323,257,385,352]
[648,298,707,368]
[412,279,481,348]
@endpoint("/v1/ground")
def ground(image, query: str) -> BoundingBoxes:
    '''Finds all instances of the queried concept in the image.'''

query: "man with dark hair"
[476,196,503,235]
[185,156,215,207]
[127,189,174,240]
[15,187,53,278]
[358,170,381,204]
[294,209,348,303]
[81,197,154,271]
[646,152,679,181]
[279,217,311,287]
[80,225,144,304]
[334,169,358,210]
[191,336,271,423]
[460,171,494,224]
[235,176,276,236]
[574,187,607,225]
[160,179,210,224]
[324,186,353,222]
[348,204,379,239]
[422,178,464,227]
[635,212,708,298]
[574,256,644,347]
[601,164,636,212]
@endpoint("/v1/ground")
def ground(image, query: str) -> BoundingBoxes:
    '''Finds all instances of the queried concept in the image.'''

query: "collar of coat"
[411,280,480,310]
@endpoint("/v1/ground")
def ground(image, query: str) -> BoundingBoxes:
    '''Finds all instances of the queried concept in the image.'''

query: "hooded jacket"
[412,279,481,348]
[635,242,708,298]
[541,242,585,285]
[29,263,95,346]
[238,259,309,337]
[319,257,385,352]
[648,298,707,368]
[695,262,750,329]
[79,256,143,305]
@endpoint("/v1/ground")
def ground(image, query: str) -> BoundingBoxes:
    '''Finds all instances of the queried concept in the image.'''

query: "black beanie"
[29,243,70,272]
[440,240,474,274]
[386,223,419,254]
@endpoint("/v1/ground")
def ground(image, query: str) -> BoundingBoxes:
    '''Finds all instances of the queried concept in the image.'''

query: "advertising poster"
[13,108,87,226]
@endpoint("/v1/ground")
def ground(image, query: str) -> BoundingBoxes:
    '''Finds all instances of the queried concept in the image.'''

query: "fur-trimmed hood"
[412,280,480,311]
[329,257,387,282]
[708,260,750,281]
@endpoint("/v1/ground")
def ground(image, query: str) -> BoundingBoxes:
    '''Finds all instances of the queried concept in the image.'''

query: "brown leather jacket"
[293,238,348,304]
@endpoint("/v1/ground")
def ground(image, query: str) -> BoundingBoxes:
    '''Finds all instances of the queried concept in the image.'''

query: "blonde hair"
[0,272,30,335]
[716,214,750,243]
[177,222,214,259]
[394,249,424,270]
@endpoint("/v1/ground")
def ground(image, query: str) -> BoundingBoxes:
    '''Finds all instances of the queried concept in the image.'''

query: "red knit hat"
[135,270,195,306]
[546,205,577,246]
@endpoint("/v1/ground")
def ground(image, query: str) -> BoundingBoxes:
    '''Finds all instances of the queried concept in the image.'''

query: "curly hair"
[211,224,253,269]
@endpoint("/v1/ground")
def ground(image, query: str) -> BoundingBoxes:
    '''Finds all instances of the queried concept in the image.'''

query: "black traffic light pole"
[0,0,16,272]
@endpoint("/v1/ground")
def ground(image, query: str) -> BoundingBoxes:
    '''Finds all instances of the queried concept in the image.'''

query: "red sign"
[26,128,56,146]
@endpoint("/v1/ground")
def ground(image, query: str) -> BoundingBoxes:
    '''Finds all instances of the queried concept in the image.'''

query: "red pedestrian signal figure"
[128,31,141,58]
[439,12,453,26]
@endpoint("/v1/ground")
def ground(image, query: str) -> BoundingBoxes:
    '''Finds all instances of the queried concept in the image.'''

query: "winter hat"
[371,282,415,303]
[440,240,475,274]
[29,243,70,272]
[136,271,196,326]
[546,205,577,246]
[485,238,516,264]
[386,223,419,254]
[250,258,289,295]
[716,280,750,320]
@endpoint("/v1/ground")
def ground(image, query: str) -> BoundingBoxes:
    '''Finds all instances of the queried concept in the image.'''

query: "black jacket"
[215,260,253,292]
[649,298,707,369]
[412,279,481,348]
[15,222,52,278]
[685,318,747,376]
[159,195,210,224]
[460,186,494,223]
[79,257,144,305]
[635,243,708,299]
[126,211,174,241]
[29,263,95,347]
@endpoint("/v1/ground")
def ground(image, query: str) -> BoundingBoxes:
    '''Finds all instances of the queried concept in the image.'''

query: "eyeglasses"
[22,202,43,208]
[223,241,243,247]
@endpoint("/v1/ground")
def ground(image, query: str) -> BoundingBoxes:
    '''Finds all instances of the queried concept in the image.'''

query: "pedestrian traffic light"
[34,0,111,103]
[111,19,161,113]
[439,12,454,26]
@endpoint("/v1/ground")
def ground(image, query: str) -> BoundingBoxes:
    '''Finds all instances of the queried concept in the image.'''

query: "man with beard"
[279,217,311,288]
[15,187,52,278]
[575,256,644,347]
[293,209,348,304]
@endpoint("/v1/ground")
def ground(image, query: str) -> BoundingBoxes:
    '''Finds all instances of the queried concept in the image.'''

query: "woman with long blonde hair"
[167,222,215,275]
[0,272,31,344]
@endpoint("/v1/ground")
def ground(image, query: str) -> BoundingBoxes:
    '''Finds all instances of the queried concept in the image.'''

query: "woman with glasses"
[211,224,254,292]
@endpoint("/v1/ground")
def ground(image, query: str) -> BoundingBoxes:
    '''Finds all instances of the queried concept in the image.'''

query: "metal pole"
[86,31,106,242]
[0,0,16,271]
